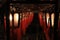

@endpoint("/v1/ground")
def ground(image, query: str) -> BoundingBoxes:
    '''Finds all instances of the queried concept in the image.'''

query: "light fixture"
[9,12,19,28]
[51,13,54,27]
[14,13,19,27]
[46,13,50,25]
[9,13,12,27]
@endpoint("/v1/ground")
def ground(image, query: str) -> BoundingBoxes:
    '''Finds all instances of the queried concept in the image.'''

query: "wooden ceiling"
[10,3,55,12]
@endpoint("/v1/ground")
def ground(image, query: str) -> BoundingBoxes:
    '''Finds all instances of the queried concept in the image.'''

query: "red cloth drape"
[38,12,44,27]
[4,13,34,40]
[4,16,6,32]
[38,12,50,40]
[17,12,34,40]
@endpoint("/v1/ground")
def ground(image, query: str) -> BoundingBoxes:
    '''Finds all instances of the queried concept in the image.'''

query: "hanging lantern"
[9,12,19,28]
[51,13,54,27]
[9,13,12,27]
[9,4,20,28]
[14,13,19,27]
[46,13,50,25]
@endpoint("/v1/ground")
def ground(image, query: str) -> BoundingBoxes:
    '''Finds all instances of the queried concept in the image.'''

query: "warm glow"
[4,16,6,30]
[10,14,12,21]
[20,13,22,23]
[59,13,60,20]
[51,13,54,27]
[46,13,50,25]
[20,13,22,19]
[14,13,19,27]
[9,14,12,26]
[43,13,45,21]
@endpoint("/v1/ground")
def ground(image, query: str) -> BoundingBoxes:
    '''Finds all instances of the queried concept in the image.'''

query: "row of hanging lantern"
[38,4,55,28]
[9,13,19,27]
[9,4,55,28]
[9,3,34,29]
[9,5,19,28]
[8,4,55,40]
[40,7,55,40]
[9,5,20,40]
[44,7,55,28]
[9,5,34,39]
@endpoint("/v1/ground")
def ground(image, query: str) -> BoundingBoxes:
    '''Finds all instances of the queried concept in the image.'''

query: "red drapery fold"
[17,12,34,40]
[38,12,50,40]
[4,12,34,40]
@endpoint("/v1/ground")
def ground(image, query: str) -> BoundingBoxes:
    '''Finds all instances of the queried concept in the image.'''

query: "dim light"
[59,13,60,20]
